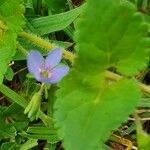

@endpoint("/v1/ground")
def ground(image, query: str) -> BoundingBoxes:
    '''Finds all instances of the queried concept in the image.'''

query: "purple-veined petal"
[44,65,69,83]
[45,48,62,68]
[27,50,43,81]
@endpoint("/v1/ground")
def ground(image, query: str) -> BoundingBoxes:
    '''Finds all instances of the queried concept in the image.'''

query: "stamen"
[38,64,52,78]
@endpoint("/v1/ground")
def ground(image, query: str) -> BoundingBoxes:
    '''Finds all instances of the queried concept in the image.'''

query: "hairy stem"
[18,31,75,63]
[105,71,150,94]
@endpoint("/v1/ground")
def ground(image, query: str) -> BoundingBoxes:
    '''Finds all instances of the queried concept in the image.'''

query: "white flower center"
[38,64,52,78]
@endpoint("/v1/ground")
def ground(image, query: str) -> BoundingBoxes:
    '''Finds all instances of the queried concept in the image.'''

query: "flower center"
[40,70,51,78]
[39,64,52,78]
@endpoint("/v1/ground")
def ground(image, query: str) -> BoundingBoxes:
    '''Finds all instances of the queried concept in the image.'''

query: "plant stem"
[38,83,45,95]
[105,71,150,94]
[38,83,54,125]
[111,133,133,150]
[18,31,75,63]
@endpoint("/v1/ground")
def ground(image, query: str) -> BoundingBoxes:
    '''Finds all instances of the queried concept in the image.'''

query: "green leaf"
[75,0,149,76]
[0,84,53,125]
[0,0,24,83]
[54,0,148,150]
[20,131,59,143]
[19,139,38,150]
[0,123,16,138]
[0,107,16,138]
[5,66,14,81]
[0,34,16,83]
[27,126,57,135]
[2,103,28,131]
[30,4,85,35]
[1,142,16,150]
[23,126,59,143]
[3,103,24,116]
[0,0,24,32]
[0,84,27,107]
[55,78,139,150]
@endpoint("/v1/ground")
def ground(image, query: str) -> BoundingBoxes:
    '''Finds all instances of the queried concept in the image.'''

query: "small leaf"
[27,126,57,135]
[20,131,59,143]
[19,139,38,150]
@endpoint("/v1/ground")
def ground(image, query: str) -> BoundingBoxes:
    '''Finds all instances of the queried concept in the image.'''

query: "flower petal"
[45,48,62,68]
[39,78,52,83]
[45,65,69,83]
[27,50,43,80]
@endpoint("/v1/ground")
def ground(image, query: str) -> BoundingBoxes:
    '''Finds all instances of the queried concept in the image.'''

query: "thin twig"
[105,71,150,94]
[136,109,150,114]
[14,67,27,76]
[112,133,133,150]
[0,96,5,101]
[129,117,150,121]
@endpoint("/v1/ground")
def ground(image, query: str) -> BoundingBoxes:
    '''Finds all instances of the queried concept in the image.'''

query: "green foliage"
[30,4,85,35]
[0,83,52,125]
[1,0,150,149]
[0,108,17,138]
[19,139,38,150]
[0,83,56,149]
[1,140,38,150]
[0,104,28,140]
[1,142,17,150]
[75,0,149,76]
[20,126,59,142]
[5,66,14,81]
[54,0,149,150]
[0,0,24,83]
[55,77,140,149]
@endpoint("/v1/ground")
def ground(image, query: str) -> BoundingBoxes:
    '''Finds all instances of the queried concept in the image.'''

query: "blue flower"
[27,48,69,83]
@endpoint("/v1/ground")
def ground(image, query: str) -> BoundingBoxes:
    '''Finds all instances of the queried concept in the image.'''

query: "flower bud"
[24,92,41,120]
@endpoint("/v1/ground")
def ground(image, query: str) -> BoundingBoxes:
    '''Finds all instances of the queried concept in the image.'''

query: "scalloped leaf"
[54,0,149,150]
[55,73,140,150]
[0,0,24,82]
[75,0,149,76]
